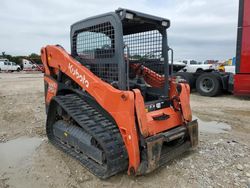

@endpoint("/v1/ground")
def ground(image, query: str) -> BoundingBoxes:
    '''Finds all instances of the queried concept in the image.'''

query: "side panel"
[44,76,58,104]
[243,0,250,27]
[234,0,250,96]
[240,26,250,73]
[178,83,192,122]
[234,74,250,96]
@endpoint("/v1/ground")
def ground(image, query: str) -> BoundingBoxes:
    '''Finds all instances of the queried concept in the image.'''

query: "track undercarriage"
[47,94,128,179]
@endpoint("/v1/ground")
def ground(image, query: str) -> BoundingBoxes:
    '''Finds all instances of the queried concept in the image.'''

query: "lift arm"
[130,63,165,88]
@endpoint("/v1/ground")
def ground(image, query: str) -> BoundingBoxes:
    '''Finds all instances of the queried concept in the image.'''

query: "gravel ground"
[0,72,249,188]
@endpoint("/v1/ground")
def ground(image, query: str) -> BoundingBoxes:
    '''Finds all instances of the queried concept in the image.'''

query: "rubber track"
[47,94,128,179]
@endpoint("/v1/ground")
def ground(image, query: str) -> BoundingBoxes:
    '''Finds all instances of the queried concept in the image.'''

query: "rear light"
[125,13,134,19]
[161,21,168,27]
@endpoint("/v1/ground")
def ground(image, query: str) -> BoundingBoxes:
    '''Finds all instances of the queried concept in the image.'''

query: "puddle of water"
[0,137,42,172]
[193,115,231,134]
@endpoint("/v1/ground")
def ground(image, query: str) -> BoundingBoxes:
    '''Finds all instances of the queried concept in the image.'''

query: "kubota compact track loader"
[41,8,198,179]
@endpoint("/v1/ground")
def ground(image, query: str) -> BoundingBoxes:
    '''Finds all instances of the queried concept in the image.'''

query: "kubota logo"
[68,63,89,88]
[48,82,56,93]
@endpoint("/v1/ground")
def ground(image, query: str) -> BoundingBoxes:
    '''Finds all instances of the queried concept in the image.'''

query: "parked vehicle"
[0,59,21,72]
[171,61,186,72]
[181,60,215,73]
[174,0,250,97]
[22,59,35,70]
[22,58,45,72]
[0,58,9,62]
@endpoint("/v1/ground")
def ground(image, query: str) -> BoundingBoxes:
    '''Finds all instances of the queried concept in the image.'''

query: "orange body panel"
[134,81,191,137]
[146,109,183,135]
[41,45,192,174]
[178,83,192,122]
[134,89,183,136]
[44,76,58,104]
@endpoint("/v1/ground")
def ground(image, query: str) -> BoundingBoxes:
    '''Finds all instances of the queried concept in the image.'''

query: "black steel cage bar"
[71,13,126,90]
[161,29,169,97]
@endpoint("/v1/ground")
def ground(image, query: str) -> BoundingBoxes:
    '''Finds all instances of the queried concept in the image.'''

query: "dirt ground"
[0,72,250,188]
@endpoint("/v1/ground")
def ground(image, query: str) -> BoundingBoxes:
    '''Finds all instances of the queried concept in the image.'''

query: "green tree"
[28,53,42,64]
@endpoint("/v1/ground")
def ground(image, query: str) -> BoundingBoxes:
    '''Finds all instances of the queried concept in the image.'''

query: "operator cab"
[71,8,171,103]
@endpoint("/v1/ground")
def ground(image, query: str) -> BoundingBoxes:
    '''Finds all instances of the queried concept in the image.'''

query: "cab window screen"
[75,22,115,59]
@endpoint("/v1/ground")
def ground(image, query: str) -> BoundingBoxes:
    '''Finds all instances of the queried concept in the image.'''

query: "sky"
[0,0,239,61]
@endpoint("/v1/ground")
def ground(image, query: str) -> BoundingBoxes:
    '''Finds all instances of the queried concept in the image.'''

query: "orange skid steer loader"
[41,8,198,179]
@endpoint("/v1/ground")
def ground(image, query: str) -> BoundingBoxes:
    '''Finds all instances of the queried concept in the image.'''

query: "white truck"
[22,59,35,70]
[0,59,21,72]
[181,60,215,73]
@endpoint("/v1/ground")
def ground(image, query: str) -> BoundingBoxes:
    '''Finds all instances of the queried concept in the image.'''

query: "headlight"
[162,21,168,27]
[125,13,134,20]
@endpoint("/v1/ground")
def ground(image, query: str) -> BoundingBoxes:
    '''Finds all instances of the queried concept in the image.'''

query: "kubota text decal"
[68,63,90,88]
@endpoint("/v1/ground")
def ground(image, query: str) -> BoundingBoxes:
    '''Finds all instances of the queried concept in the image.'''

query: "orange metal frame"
[41,45,192,174]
